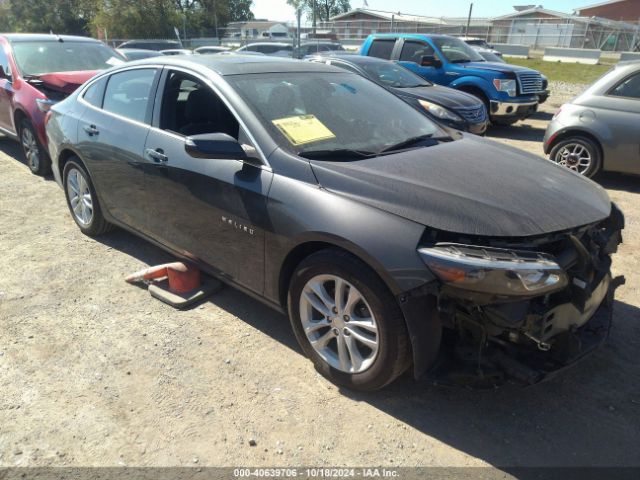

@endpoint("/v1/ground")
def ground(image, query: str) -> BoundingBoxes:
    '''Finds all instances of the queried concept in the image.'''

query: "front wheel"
[20,119,50,175]
[288,250,411,391]
[549,136,602,178]
[63,158,112,236]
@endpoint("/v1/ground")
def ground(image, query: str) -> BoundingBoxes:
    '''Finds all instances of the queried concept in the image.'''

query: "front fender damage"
[401,204,625,388]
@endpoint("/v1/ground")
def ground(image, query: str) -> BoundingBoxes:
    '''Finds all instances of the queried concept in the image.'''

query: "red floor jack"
[125,262,222,309]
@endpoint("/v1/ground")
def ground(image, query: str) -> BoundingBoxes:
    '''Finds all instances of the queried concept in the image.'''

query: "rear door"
[77,67,160,234]
[143,68,273,294]
[365,38,397,61]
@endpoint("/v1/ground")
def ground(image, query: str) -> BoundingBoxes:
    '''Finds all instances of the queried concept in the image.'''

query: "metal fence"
[316,16,640,52]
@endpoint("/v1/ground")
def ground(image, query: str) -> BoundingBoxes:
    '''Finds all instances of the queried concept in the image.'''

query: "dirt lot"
[1,91,639,471]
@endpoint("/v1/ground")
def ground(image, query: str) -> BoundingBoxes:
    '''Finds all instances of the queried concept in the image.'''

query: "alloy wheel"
[66,168,94,226]
[299,274,379,374]
[21,127,40,172]
[553,142,592,175]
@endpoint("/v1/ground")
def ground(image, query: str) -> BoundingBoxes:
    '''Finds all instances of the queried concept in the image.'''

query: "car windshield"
[359,62,430,88]
[11,41,124,76]
[433,37,484,63]
[227,72,442,157]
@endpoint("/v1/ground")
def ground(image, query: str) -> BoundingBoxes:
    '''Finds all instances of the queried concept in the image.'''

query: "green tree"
[7,0,97,35]
[287,0,350,23]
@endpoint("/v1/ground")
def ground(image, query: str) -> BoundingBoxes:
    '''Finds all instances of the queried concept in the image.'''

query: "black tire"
[288,249,411,391]
[549,135,602,178]
[19,118,50,175]
[62,158,113,236]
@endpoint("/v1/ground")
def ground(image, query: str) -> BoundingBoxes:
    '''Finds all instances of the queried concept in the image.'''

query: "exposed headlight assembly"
[492,79,517,97]
[418,243,568,296]
[418,100,463,122]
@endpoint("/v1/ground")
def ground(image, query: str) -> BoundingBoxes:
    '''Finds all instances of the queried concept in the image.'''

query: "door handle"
[83,124,99,136]
[145,148,168,163]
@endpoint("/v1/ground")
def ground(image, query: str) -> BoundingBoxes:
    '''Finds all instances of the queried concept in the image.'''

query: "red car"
[0,34,124,175]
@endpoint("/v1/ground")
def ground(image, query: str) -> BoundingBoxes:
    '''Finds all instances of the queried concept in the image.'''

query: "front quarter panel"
[264,156,434,305]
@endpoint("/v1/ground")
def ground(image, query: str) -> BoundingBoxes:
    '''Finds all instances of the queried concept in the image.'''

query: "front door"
[397,39,448,86]
[77,67,159,234]
[143,69,272,294]
[601,71,640,174]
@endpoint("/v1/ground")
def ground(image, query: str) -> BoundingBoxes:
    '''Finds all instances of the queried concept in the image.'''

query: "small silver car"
[543,61,640,177]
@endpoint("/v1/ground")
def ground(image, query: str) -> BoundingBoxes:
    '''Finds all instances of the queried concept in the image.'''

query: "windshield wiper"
[379,133,451,154]
[298,148,376,160]
[450,59,472,64]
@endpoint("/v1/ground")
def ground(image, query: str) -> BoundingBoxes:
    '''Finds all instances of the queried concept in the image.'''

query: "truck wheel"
[549,136,602,178]
[20,119,50,175]
[288,250,412,391]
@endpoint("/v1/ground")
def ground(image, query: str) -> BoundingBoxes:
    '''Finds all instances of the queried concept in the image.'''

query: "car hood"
[37,71,97,94]
[309,135,611,237]
[392,84,481,109]
[460,62,537,76]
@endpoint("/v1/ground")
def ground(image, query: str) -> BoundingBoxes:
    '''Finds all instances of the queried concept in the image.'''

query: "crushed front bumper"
[427,280,621,388]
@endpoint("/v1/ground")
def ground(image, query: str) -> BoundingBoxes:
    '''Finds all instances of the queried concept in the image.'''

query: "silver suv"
[543,61,640,177]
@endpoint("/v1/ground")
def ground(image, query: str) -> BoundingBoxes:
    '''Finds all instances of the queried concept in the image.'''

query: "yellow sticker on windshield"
[272,115,336,146]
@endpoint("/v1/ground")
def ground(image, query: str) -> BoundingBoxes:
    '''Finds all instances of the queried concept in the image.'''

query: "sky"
[252,0,594,23]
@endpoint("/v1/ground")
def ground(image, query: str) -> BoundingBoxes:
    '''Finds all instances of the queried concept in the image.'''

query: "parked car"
[117,48,163,61]
[160,49,193,56]
[297,42,345,58]
[236,42,292,56]
[47,56,623,390]
[0,33,124,175]
[475,49,505,63]
[459,37,503,58]
[194,46,230,54]
[544,61,640,178]
[307,54,488,134]
[360,34,546,125]
[117,39,181,51]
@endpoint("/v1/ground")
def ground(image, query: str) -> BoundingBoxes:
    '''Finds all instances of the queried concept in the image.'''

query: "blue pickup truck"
[360,34,546,125]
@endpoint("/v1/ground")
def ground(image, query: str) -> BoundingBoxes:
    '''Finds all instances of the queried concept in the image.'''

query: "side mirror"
[420,55,442,68]
[0,65,11,81]
[185,133,248,160]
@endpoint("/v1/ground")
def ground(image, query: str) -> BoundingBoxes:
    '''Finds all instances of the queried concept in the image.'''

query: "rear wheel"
[63,158,112,236]
[20,118,50,175]
[549,136,601,178]
[288,250,411,391]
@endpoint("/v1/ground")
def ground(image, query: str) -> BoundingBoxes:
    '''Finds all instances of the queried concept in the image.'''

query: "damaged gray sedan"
[46,56,624,390]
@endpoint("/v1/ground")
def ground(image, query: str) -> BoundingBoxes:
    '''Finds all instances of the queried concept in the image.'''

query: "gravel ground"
[1,93,639,471]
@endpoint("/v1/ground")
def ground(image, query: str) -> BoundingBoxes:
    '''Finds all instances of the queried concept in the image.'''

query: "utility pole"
[312,0,317,35]
[296,8,302,57]
[466,2,473,36]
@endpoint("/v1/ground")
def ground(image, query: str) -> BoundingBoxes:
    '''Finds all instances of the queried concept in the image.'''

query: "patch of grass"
[505,57,612,84]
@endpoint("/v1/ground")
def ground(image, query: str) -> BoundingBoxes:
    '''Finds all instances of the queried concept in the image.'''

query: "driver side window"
[159,71,240,139]
[400,41,435,64]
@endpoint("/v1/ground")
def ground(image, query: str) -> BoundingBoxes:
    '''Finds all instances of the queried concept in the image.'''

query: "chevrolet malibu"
[46,56,624,390]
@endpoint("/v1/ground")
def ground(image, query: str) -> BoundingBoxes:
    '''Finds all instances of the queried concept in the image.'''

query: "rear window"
[368,39,395,60]
[103,69,156,123]
[609,72,640,99]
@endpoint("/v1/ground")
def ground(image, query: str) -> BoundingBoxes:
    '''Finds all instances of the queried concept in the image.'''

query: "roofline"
[329,8,445,23]
[490,7,575,20]
[574,0,626,11]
